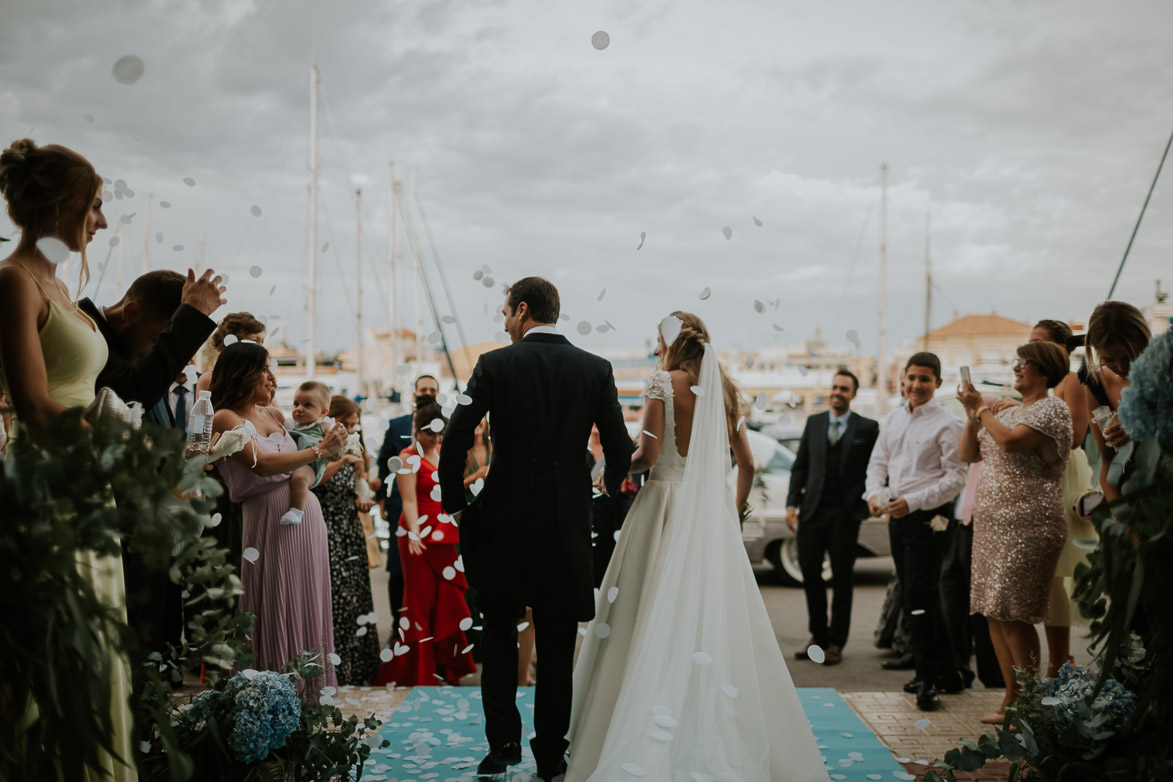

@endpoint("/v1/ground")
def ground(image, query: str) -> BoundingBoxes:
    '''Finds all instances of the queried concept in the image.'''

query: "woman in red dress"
[376,400,477,685]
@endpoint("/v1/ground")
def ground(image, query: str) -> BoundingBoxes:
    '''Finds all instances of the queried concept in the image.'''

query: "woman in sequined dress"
[958,341,1072,724]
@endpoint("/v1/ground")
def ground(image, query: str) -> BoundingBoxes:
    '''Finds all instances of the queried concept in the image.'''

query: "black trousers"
[479,593,579,771]
[938,520,1004,688]
[888,506,960,682]
[797,505,862,648]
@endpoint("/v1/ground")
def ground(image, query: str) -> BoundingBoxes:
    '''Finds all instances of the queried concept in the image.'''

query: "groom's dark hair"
[506,276,560,324]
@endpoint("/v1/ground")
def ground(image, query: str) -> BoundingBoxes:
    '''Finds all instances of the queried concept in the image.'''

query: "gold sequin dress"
[971,397,1072,624]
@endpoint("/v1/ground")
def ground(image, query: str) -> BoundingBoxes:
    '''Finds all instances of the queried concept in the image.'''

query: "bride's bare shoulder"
[668,369,694,396]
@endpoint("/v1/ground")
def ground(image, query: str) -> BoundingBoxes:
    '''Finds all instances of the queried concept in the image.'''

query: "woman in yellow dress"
[0,138,136,780]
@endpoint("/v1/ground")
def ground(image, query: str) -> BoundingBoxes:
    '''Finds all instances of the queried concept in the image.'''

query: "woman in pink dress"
[211,342,346,691]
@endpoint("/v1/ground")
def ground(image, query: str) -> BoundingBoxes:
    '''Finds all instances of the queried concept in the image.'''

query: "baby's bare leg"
[280,465,315,526]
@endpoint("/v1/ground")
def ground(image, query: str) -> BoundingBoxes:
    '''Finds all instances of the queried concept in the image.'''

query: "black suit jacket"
[78,298,215,412]
[438,333,633,620]
[786,410,879,523]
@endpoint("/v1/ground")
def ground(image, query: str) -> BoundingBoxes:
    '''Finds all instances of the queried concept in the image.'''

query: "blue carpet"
[363,686,913,781]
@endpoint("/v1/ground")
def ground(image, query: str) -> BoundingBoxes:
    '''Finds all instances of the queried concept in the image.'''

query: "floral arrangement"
[1043,662,1135,738]
[149,652,388,782]
[182,671,301,764]
[1117,330,1173,447]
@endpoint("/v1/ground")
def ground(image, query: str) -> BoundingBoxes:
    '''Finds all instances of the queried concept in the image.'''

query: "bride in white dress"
[566,312,830,782]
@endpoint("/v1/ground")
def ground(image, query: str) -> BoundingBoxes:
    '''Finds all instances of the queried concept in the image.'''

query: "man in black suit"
[439,277,632,782]
[786,369,879,666]
[374,374,439,628]
[79,268,224,651]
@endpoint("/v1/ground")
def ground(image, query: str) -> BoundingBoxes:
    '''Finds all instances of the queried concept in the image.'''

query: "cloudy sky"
[3,0,1172,362]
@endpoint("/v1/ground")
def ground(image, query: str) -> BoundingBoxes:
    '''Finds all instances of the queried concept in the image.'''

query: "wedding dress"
[566,345,830,782]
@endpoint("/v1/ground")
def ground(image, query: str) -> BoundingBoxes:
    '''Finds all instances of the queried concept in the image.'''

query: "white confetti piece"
[84,113,94,123]
[36,237,70,264]
[659,315,682,346]
[641,430,657,439]
[172,244,184,251]
[593,623,611,639]
[461,643,475,654]
[400,617,410,630]
[327,653,342,665]
[456,393,473,405]
[910,609,926,616]
[113,55,145,84]
[356,626,368,637]
[690,385,706,396]
[159,200,171,209]
[636,231,646,250]
[140,740,151,754]
[459,617,473,631]
[692,651,713,665]
[591,30,611,50]
[754,392,767,411]
[722,226,733,240]
[649,730,674,742]
[242,547,259,563]
[208,512,222,527]
[250,205,262,217]
[736,415,746,431]
[607,586,619,603]
[249,265,263,278]
[621,763,646,777]
[721,683,740,698]
[699,287,711,300]
[442,566,456,580]
[914,718,930,730]
[182,177,196,187]
[753,299,764,313]
[482,276,495,287]
[653,714,677,729]
[1041,696,1060,706]
[577,321,592,336]
[753,216,763,227]
[808,645,826,664]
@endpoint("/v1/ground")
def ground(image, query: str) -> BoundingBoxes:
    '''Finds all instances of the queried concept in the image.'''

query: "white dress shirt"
[864,397,966,514]
[524,325,559,337]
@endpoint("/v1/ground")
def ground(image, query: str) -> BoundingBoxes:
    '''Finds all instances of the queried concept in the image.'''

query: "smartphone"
[960,366,972,386]
[1076,490,1104,520]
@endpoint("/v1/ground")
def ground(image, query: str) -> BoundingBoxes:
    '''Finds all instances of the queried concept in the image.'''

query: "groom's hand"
[593,474,608,496]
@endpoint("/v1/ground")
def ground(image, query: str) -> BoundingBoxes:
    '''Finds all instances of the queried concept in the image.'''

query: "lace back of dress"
[646,370,684,469]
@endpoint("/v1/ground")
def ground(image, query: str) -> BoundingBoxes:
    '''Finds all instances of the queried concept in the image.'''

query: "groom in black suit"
[786,369,879,665]
[439,277,633,781]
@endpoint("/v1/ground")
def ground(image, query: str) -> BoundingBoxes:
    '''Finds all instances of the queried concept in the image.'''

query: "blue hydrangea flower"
[224,671,301,764]
[1043,661,1136,735]
[1118,330,1173,444]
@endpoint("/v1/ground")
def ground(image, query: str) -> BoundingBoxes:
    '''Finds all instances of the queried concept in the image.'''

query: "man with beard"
[375,374,440,626]
[787,369,879,666]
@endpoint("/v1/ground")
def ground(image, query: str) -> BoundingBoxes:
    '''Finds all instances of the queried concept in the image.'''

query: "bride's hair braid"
[661,311,743,439]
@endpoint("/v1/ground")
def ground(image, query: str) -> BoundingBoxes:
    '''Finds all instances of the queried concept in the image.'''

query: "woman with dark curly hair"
[211,343,346,691]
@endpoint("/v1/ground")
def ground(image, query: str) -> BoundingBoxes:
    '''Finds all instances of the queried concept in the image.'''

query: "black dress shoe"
[882,652,916,670]
[902,676,921,694]
[536,758,568,781]
[937,670,966,694]
[477,742,522,777]
[915,680,941,711]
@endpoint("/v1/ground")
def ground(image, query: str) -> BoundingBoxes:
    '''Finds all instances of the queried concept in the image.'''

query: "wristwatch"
[973,406,990,424]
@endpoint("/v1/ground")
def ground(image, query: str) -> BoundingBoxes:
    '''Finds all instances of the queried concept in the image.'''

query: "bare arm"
[320,454,361,483]
[628,398,665,475]
[213,407,342,477]
[731,422,753,510]
[398,470,428,555]
[1055,373,1089,450]
[0,268,65,436]
[975,412,1051,455]
[958,417,982,463]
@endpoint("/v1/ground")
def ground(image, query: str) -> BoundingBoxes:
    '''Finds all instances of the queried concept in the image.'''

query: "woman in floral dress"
[312,396,381,685]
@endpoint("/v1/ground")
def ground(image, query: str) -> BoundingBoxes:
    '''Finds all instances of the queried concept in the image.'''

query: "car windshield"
[763,443,794,475]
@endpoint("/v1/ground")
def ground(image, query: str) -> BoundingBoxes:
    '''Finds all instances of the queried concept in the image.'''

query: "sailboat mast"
[388,162,399,386]
[876,162,888,418]
[305,65,320,380]
[355,188,365,398]
[409,169,423,367]
[143,194,152,273]
[924,212,932,351]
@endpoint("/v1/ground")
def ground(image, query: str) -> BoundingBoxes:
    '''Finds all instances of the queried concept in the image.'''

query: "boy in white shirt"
[865,352,967,711]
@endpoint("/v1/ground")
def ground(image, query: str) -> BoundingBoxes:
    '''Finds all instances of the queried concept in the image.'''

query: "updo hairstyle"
[0,139,103,290]
[660,311,743,439]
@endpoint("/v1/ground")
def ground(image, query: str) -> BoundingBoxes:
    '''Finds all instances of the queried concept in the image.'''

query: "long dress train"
[567,351,829,782]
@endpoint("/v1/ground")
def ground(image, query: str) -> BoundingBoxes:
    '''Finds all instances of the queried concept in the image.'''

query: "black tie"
[175,385,188,435]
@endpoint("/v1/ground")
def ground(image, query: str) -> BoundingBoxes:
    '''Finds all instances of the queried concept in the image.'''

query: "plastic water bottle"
[185,390,215,459]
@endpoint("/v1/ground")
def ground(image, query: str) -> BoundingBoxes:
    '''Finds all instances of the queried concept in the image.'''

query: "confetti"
[1041,696,1060,706]
[182,177,196,187]
[690,385,705,396]
[159,201,171,209]
[699,287,711,300]
[593,623,611,639]
[356,626,368,637]
[327,652,342,665]
[808,645,826,664]
[208,512,222,527]
[607,586,619,603]
[649,730,674,743]
[473,270,484,280]
[112,55,145,84]
[223,334,239,346]
[35,237,70,264]
[249,265,263,278]
[321,242,329,252]
[591,30,611,50]
[459,617,473,631]
[242,547,260,563]
[621,763,646,777]
[641,430,657,439]
[84,113,95,123]
[172,244,184,251]
[660,315,683,345]
[250,205,262,217]
[914,719,930,730]
[636,231,646,250]
[654,714,677,729]
[753,216,763,227]
[577,321,592,336]
[910,609,926,616]
[456,393,473,405]
[692,651,713,665]
[773,323,784,332]
[482,276,495,288]
[155,232,163,244]
[722,226,733,240]
[442,566,456,580]
[753,299,764,313]
[721,683,740,698]
[754,392,767,411]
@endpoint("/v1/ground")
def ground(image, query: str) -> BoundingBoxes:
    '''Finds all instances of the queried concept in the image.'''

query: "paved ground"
[362,552,1094,773]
